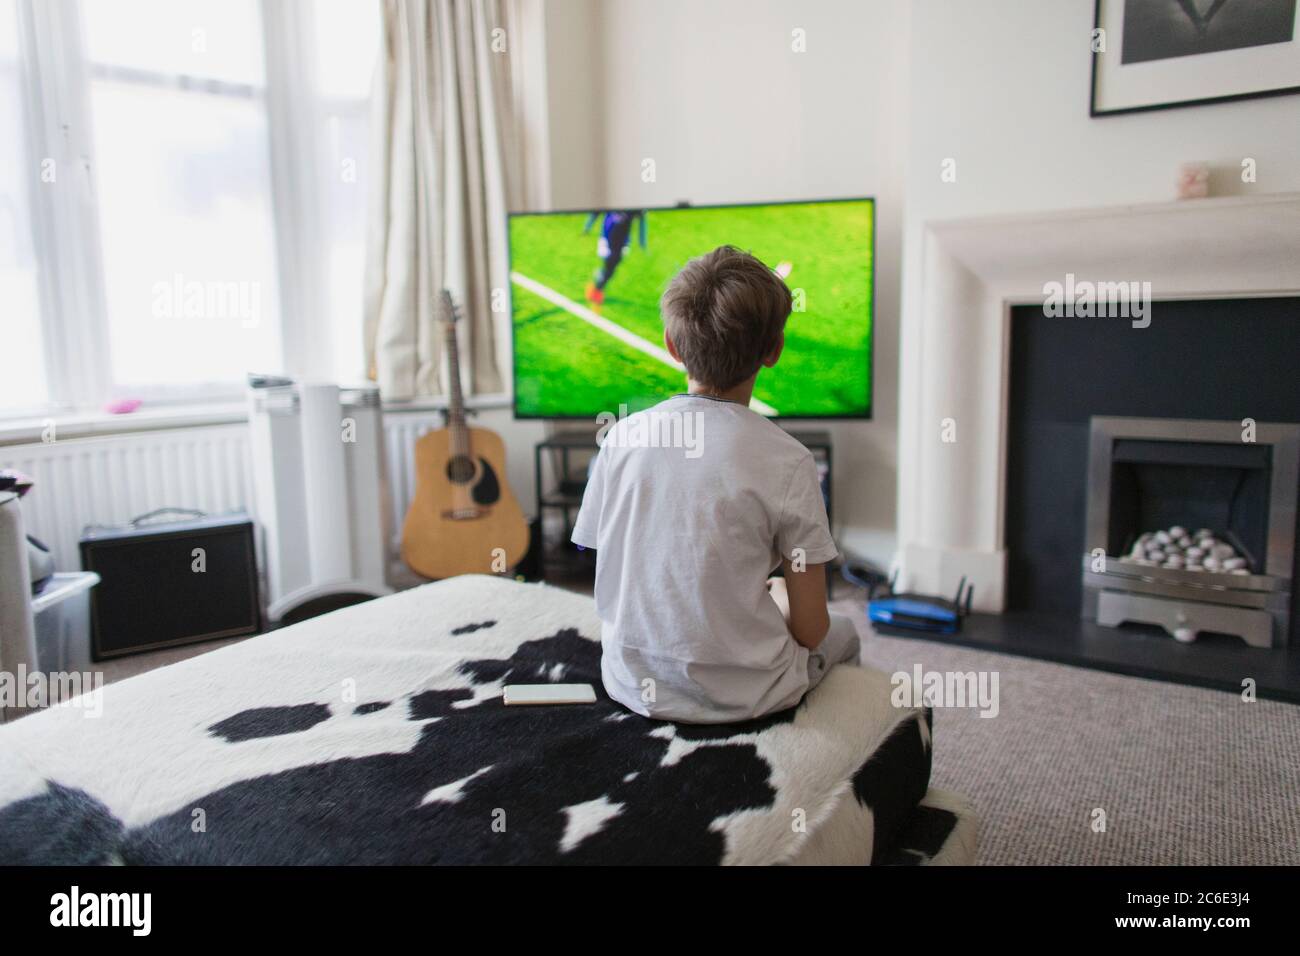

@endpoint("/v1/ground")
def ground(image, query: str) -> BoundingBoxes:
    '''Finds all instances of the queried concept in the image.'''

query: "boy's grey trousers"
[806,612,862,692]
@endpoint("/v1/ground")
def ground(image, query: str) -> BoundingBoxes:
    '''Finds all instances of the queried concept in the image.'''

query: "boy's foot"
[585,282,604,308]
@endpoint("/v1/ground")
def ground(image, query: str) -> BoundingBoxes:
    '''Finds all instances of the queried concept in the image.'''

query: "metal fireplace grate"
[1081,417,1299,648]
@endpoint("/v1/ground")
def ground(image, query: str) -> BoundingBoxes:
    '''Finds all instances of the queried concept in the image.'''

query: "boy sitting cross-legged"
[572,245,861,723]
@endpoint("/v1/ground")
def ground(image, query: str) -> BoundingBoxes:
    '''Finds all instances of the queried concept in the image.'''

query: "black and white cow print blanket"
[0,575,974,865]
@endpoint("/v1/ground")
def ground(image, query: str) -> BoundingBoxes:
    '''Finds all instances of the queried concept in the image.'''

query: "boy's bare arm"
[773,557,831,650]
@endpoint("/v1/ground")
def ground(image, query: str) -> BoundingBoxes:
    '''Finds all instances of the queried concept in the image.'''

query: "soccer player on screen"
[582,210,646,308]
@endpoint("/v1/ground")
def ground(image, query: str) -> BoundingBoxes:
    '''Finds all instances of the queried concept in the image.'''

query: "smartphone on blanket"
[503,684,597,706]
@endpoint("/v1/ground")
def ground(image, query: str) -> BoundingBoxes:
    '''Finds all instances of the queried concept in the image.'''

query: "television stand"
[533,432,601,580]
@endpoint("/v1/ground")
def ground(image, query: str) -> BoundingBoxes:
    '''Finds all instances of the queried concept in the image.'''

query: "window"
[0,0,47,413]
[83,0,281,394]
[1,0,382,417]
[308,0,381,385]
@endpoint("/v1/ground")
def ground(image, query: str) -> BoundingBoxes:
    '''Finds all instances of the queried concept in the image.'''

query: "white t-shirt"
[572,394,838,723]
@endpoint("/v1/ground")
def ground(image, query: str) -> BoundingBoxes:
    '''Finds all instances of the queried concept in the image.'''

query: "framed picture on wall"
[1091,0,1300,116]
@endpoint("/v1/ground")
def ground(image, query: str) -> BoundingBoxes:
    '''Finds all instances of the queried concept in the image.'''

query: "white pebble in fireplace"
[1122,526,1252,576]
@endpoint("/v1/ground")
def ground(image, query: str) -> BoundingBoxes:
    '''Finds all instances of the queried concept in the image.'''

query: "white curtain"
[363,0,526,400]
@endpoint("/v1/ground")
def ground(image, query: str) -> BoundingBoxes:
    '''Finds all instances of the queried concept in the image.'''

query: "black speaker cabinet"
[80,512,261,661]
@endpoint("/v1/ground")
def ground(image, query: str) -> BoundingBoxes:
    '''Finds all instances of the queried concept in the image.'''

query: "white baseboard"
[900,543,1006,613]
[836,526,898,574]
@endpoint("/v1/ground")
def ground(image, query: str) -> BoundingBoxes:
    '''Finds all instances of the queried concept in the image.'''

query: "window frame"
[8,0,357,419]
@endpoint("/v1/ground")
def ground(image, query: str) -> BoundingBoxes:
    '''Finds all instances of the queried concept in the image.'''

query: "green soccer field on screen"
[508,198,873,419]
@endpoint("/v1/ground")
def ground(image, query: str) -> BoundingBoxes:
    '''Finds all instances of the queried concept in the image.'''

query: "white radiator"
[382,412,442,552]
[245,384,392,619]
[3,412,443,578]
[2,425,253,571]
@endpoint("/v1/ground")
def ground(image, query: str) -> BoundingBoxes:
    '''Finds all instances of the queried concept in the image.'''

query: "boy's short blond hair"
[660,245,792,391]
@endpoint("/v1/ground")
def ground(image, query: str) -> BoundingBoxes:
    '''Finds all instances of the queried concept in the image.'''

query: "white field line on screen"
[510,271,779,417]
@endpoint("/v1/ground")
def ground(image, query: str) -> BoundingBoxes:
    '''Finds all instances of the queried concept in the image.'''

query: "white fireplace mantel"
[896,192,1300,612]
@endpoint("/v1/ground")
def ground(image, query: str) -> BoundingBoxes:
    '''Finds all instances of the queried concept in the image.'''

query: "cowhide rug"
[0,575,974,865]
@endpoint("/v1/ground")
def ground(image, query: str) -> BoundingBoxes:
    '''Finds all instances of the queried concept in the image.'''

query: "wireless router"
[868,575,974,635]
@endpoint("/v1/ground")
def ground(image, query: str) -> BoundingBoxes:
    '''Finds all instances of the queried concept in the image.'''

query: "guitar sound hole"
[446,455,476,484]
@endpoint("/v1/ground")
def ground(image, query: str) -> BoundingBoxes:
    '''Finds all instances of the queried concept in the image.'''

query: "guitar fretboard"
[443,301,470,460]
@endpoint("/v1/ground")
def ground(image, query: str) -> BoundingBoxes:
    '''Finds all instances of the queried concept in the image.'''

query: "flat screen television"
[508,197,873,419]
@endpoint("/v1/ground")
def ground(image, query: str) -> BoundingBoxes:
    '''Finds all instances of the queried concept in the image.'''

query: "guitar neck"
[444,317,470,456]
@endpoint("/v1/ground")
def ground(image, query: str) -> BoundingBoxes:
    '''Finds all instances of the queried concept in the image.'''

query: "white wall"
[897,0,1300,558]
[537,0,607,208]
[538,0,911,568]
[904,0,1300,223]
[531,0,1300,573]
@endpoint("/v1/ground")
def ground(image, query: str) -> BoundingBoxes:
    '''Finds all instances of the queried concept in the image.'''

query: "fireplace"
[893,195,1300,697]
[1081,417,1300,648]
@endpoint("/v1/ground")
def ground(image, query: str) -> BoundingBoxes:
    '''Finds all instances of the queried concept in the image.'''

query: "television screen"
[508,197,873,419]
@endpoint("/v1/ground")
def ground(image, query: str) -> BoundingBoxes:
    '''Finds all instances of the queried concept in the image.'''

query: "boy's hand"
[766,576,791,621]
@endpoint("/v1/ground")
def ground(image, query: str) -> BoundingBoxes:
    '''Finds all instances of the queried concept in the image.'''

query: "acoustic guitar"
[400,290,530,578]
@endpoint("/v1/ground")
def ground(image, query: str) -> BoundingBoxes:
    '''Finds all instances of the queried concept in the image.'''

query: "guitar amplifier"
[80,510,261,661]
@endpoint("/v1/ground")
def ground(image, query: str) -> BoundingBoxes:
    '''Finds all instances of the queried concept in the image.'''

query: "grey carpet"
[833,596,1300,865]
